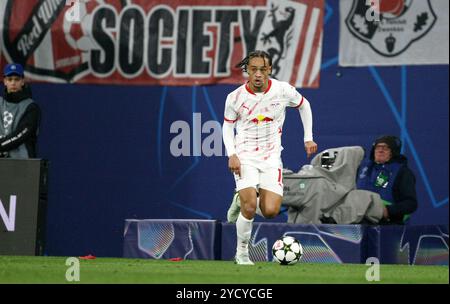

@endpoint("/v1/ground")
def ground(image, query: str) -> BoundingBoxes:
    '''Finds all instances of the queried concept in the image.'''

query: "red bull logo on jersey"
[251,114,274,125]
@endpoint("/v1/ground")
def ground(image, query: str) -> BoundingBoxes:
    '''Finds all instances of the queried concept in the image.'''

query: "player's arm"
[222,94,241,176]
[296,97,317,158]
[286,83,318,158]
[222,121,241,177]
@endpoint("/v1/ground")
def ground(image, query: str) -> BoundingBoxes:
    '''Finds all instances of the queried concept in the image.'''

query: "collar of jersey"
[245,79,272,95]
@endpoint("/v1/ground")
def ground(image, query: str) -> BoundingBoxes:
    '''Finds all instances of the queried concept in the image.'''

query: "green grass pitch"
[0,256,447,284]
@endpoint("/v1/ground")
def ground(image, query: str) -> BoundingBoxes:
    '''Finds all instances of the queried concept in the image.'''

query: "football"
[272,236,303,265]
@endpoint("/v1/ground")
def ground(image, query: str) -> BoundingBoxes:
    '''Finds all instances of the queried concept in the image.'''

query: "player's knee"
[263,206,280,218]
[242,204,256,216]
[240,195,256,207]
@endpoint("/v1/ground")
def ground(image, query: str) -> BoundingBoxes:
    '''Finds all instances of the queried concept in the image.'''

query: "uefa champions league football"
[272,236,303,265]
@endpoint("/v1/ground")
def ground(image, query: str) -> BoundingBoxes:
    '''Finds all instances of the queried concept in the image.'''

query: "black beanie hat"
[370,135,402,160]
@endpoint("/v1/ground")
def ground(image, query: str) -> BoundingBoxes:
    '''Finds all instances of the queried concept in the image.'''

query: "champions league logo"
[2,111,13,130]
[346,0,437,57]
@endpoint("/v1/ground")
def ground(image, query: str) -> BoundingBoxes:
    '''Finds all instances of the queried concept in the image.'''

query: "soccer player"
[222,50,317,265]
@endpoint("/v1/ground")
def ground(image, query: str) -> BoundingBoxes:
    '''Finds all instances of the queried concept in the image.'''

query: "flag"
[0,0,324,88]
[339,0,449,66]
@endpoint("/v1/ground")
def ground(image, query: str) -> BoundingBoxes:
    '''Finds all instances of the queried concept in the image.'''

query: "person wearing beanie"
[0,63,41,158]
[356,135,418,224]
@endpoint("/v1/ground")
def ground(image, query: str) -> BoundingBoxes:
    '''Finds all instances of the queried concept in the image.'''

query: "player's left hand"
[304,141,318,158]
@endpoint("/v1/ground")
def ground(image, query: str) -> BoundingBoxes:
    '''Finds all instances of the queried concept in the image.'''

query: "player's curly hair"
[235,50,272,73]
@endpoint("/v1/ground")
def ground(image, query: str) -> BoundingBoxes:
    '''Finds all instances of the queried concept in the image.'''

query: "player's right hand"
[228,154,241,177]
[305,141,318,158]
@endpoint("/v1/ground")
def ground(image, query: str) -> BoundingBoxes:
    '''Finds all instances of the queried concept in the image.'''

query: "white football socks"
[236,212,254,253]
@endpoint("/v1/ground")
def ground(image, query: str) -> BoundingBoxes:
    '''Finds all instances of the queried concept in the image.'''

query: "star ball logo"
[346,0,437,57]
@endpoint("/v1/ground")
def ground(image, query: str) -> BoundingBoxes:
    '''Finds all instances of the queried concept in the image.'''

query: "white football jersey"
[224,78,304,167]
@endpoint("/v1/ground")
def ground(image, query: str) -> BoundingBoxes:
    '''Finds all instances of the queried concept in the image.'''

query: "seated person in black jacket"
[356,135,418,224]
[0,63,40,158]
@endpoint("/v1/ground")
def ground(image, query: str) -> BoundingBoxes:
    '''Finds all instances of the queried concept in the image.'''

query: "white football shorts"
[234,162,283,197]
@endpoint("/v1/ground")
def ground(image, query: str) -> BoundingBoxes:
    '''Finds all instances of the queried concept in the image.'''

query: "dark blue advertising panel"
[123,219,220,260]
[0,159,48,255]
[221,222,366,264]
[367,225,449,265]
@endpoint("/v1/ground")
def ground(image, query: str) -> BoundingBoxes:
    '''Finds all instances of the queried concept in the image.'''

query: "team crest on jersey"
[345,0,437,57]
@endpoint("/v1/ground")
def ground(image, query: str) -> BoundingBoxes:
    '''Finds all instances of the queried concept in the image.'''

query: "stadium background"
[0,0,448,258]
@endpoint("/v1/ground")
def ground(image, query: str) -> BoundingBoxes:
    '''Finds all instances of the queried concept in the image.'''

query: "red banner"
[0,0,324,87]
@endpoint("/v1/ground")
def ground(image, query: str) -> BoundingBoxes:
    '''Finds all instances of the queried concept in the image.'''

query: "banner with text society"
[0,0,324,88]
